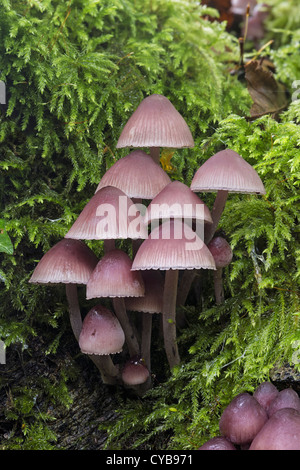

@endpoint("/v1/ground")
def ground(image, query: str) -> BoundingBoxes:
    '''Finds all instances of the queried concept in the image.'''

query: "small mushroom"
[198,436,237,450]
[267,388,300,417]
[219,392,268,446]
[207,236,233,304]
[121,355,150,386]
[253,381,279,414]
[79,304,125,356]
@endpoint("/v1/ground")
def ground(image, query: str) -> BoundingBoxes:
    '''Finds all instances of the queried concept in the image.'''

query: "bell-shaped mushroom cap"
[86,249,145,300]
[79,304,125,355]
[132,219,216,271]
[65,186,146,240]
[144,180,212,225]
[198,436,237,450]
[253,381,279,413]
[116,94,194,149]
[125,270,164,314]
[207,237,233,269]
[190,149,266,194]
[121,355,150,385]
[219,392,268,446]
[29,238,98,285]
[267,388,300,417]
[249,408,300,450]
[95,150,171,199]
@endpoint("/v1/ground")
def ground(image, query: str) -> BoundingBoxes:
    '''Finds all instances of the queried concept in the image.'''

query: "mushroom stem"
[162,269,180,369]
[177,190,229,306]
[213,267,224,305]
[150,147,160,164]
[103,239,115,253]
[112,297,140,357]
[65,284,119,385]
[205,190,229,244]
[141,312,152,371]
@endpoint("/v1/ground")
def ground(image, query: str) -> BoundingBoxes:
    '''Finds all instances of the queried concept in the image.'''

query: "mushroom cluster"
[29,93,265,390]
[199,382,300,450]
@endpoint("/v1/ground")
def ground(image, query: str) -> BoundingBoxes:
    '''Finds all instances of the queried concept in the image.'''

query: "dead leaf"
[244,59,289,118]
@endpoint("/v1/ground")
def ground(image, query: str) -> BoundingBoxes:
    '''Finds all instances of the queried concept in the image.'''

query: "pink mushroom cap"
[86,249,145,300]
[144,180,212,225]
[79,304,125,355]
[95,150,171,199]
[65,186,146,241]
[190,149,265,195]
[131,219,216,271]
[29,238,98,285]
[116,94,194,149]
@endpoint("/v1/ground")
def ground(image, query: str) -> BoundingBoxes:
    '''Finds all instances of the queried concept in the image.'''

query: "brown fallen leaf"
[244,59,289,118]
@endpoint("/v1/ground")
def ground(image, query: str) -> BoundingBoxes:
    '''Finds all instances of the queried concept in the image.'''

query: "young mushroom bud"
[253,381,279,413]
[198,436,237,450]
[79,304,125,356]
[219,392,268,446]
[250,408,300,450]
[207,236,233,304]
[267,388,300,417]
[121,355,150,386]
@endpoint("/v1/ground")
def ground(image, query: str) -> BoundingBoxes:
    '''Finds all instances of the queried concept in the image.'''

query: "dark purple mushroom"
[253,381,279,413]
[219,392,268,446]
[250,408,300,450]
[267,388,300,417]
[198,436,237,450]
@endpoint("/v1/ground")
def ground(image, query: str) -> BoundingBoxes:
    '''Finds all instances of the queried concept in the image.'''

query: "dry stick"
[163,269,180,369]
[65,284,119,385]
[177,190,229,307]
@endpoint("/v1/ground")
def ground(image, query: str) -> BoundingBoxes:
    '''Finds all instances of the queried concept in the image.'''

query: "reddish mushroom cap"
[219,392,268,445]
[249,408,300,450]
[86,249,145,300]
[253,381,279,413]
[131,219,216,271]
[121,355,150,385]
[125,270,164,314]
[29,238,98,285]
[95,150,171,199]
[144,180,212,225]
[65,186,146,240]
[79,304,125,355]
[267,388,300,417]
[190,149,266,195]
[198,436,237,450]
[116,94,194,149]
[207,237,233,269]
